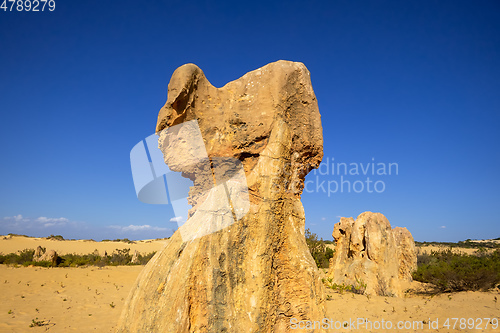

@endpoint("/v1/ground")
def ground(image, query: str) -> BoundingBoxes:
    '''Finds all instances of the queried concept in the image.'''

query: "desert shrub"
[412,249,500,292]
[0,253,19,264]
[134,251,157,265]
[59,250,105,267]
[29,318,47,327]
[0,248,156,267]
[46,235,64,241]
[112,238,135,244]
[22,260,53,267]
[7,233,28,237]
[107,248,132,265]
[305,229,335,268]
[18,249,35,262]
[0,249,35,265]
[415,240,500,249]
[322,277,366,294]
[59,248,148,267]
[352,278,367,294]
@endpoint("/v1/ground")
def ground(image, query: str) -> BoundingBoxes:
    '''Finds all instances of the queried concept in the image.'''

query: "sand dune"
[0,235,167,256]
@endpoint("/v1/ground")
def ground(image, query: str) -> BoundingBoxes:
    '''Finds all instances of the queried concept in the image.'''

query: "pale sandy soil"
[316,267,500,333]
[0,236,167,332]
[0,235,167,256]
[1,265,498,332]
[324,287,500,333]
[0,237,499,332]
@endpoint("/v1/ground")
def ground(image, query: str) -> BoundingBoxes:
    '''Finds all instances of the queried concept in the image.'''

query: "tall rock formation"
[326,212,417,297]
[117,61,326,332]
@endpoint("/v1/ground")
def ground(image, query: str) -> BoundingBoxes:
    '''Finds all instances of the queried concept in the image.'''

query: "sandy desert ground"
[0,265,142,332]
[0,235,167,256]
[0,236,499,332]
[323,286,500,333]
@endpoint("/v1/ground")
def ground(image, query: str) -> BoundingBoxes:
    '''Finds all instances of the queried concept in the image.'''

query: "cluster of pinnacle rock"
[117,61,417,333]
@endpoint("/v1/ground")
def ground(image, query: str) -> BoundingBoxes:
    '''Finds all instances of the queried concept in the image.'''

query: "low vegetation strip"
[415,239,500,249]
[412,249,500,292]
[0,248,156,267]
[304,229,500,294]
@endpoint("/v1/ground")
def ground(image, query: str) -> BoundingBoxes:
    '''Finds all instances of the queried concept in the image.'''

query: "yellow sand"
[323,287,500,333]
[0,237,499,332]
[1,265,498,332]
[0,265,141,332]
[0,235,167,255]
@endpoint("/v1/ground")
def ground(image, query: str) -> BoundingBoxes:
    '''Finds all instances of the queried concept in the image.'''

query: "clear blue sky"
[1,0,499,242]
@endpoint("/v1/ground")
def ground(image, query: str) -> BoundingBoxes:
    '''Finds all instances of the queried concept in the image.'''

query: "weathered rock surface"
[393,226,417,281]
[326,212,417,297]
[117,61,326,332]
[34,245,44,259]
[33,246,58,266]
[130,250,139,264]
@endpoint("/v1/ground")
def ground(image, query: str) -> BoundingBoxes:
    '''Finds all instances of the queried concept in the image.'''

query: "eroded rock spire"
[118,61,326,332]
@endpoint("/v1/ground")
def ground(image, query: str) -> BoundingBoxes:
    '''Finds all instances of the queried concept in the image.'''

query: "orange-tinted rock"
[327,212,417,297]
[117,61,325,332]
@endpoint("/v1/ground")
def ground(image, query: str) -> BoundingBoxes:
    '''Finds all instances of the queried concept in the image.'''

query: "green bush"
[415,240,500,249]
[22,261,53,268]
[113,238,135,244]
[59,251,105,267]
[0,249,35,265]
[412,249,500,292]
[7,233,28,237]
[107,248,131,266]
[322,277,366,294]
[101,238,136,244]
[135,251,157,265]
[0,248,156,267]
[305,229,334,268]
[59,249,156,266]
[46,234,65,241]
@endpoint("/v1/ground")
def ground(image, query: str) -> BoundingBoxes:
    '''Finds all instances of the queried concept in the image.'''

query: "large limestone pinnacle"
[117,61,326,332]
